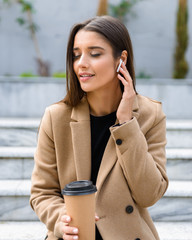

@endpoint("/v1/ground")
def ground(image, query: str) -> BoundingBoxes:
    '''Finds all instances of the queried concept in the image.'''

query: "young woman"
[30,16,168,240]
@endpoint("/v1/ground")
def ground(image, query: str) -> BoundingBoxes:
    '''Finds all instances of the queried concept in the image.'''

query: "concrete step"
[167,159,192,181]
[166,120,192,148]
[166,148,192,180]
[0,221,191,240]
[0,180,191,221]
[0,221,47,240]
[1,147,192,180]
[0,180,37,221]
[6,147,192,160]
[0,118,192,148]
[0,147,35,180]
[149,181,192,222]
[0,147,34,180]
[0,118,39,147]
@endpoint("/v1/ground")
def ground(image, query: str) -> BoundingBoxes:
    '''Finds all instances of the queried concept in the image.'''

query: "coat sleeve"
[110,102,168,208]
[30,108,66,238]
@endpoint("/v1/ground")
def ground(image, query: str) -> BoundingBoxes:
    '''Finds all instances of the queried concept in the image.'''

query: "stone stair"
[0,118,192,240]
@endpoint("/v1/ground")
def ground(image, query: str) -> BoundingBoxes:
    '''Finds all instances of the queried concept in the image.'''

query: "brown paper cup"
[62,180,97,240]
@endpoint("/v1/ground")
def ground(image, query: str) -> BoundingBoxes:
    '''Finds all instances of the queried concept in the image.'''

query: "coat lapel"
[70,97,91,180]
[96,95,140,193]
[96,136,117,192]
[70,95,139,188]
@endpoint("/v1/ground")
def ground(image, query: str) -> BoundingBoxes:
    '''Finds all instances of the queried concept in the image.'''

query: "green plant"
[173,0,189,79]
[2,0,12,5]
[20,71,38,77]
[52,72,66,78]
[109,0,139,22]
[18,0,50,76]
[2,0,50,76]
[4,73,13,77]
[136,71,151,79]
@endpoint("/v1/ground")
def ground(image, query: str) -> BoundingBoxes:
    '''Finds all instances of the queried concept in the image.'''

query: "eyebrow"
[73,46,105,51]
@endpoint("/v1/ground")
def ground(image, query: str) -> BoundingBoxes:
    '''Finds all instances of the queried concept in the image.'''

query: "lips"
[79,72,95,81]
[80,74,93,77]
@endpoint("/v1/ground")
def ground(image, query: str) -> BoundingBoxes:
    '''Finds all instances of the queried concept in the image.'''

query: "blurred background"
[0,0,192,78]
[0,1,192,240]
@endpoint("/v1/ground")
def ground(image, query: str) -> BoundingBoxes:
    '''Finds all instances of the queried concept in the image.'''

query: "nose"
[77,54,89,68]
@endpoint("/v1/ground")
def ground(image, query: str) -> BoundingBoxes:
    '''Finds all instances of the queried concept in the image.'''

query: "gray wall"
[1,77,192,119]
[0,0,192,78]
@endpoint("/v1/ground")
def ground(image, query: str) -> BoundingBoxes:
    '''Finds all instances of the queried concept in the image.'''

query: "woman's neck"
[87,87,122,116]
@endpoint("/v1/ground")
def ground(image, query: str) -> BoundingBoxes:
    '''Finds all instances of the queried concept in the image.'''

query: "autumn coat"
[30,94,169,240]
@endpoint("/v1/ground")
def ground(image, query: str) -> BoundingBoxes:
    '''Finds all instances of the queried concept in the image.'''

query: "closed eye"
[91,53,101,57]
[73,54,81,60]
[73,53,101,60]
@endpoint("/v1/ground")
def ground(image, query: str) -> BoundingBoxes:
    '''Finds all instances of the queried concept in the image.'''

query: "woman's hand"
[60,214,99,239]
[61,215,78,240]
[116,62,136,124]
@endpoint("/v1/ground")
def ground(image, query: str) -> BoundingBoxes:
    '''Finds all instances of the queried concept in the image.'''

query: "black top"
[90,111,116,240]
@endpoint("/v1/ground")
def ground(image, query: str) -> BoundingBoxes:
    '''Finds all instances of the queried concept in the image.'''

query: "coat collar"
[70,97,91,180]
[71,95,139,121]
[70,95,139,187]
[71,97,90,121]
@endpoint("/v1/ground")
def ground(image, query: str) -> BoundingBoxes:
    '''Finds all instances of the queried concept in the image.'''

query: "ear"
[121,50,128,65]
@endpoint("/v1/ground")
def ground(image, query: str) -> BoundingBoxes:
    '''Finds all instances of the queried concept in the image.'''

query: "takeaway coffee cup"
[62,180,97,240]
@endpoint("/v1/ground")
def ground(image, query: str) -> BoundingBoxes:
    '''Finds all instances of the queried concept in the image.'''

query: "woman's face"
[73,30,120,94]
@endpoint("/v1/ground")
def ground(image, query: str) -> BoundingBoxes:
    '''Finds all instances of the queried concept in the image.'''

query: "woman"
[30,16,168,240]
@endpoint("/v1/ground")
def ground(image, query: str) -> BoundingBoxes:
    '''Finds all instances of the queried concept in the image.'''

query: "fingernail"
[73,228,78,234]
[66,216,71,221]
[73,236,78,240]
[95,215,99,220]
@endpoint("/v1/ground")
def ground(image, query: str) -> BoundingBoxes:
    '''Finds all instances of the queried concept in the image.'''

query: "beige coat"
[30,94,168,240]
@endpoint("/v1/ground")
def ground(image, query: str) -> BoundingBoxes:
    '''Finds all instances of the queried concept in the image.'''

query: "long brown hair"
[64,16,136,107]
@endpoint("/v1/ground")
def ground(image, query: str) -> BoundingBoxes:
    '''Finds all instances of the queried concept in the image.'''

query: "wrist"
[119,118,132,124]
[119,120,128,125]
[117,113,132,124]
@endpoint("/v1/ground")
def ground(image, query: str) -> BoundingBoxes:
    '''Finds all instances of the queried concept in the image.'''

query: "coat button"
[125,205,134,214]
[116,139,122,145]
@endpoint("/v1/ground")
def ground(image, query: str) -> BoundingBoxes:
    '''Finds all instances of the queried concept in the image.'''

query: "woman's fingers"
[62,226,78,240]
[95,215,100,221]
[118,72,128,85]
[60,214,99,239]
[118,65,133,87]
[61,215,71,224]
[61,215,79,239]
[120,62,132,81]
[116,63,136,122]
[118,65,135,97]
